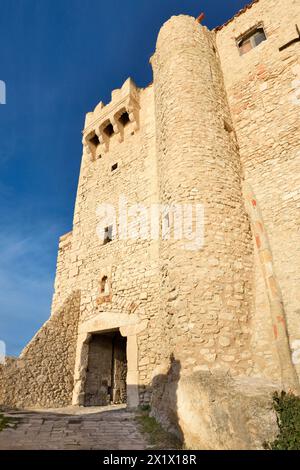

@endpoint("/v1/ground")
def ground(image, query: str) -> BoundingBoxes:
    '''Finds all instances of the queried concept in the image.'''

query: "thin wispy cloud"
[0,0,248,357]
[0,222,60,356]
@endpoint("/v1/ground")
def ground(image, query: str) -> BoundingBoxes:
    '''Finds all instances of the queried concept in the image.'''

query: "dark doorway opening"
[84,330,127,406]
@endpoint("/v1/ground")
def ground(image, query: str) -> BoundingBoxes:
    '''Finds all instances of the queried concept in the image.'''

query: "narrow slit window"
[238,27,266,55]
[111,163,118,172]
[164,213,170,229]
[162,211,171,236]
[100,276,109,295]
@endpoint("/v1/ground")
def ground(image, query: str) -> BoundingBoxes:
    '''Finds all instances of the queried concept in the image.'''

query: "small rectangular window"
[253,30,266,47]
[103,225,113,245]
[164,213,170,229]
[111,163,118,172]
[238,27,267,55]
[240,39,252,55]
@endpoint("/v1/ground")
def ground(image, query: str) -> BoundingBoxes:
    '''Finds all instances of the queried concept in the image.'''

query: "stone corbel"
[110,115,123,143]
[82,134,92,159]
[113,108,128,143]
[83,130,104,161]
[126,98,140,131]
[83,131,100,161]
[97,121,110,153]
[95,127,106,155]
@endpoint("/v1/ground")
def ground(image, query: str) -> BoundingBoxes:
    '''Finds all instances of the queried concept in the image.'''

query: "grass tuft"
[0,413,12,432]
[136,407,182,450]
[264,391,300,450]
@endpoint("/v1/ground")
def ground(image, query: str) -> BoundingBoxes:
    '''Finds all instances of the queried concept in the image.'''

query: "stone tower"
[151,15,253,378]
[1,0,299,449]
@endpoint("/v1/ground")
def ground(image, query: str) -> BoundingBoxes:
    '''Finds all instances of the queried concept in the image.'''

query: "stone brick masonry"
[0,292,80,408]
[0,0,299,449]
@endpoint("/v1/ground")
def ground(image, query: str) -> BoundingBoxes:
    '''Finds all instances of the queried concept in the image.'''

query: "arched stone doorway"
[72,312,148,408]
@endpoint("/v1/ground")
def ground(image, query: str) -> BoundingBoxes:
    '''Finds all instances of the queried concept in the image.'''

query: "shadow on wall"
[148,353,184,443]
[1,338,281,450]
[148,358,282,450]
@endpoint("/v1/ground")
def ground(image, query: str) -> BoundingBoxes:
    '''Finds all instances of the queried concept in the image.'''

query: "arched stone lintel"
[72,314,148,408]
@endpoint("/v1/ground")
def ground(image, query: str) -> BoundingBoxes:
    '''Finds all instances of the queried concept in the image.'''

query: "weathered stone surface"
[0,292,80,408]
[1,0,300,450]
[216,0,300,383]
[0,406,147,450]
[152,370,279,450]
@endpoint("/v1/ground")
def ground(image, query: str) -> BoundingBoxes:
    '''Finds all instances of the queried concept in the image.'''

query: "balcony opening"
[119,111,130,127]
[103,123,114,137]
[89,134,99,147]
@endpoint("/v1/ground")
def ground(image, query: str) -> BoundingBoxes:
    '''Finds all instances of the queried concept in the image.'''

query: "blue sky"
[0,0,248,356]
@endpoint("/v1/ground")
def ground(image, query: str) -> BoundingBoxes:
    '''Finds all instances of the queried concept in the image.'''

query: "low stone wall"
[0,291,80,409]
[151,362,279,449]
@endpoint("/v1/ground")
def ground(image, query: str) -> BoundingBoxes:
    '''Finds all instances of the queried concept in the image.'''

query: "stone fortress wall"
[0,292,80,408]
[216,0,300,384]
[1,0,299,449]
[151,14,254,380]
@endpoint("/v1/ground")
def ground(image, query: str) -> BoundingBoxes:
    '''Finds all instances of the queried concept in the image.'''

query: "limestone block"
[152,371,279,450]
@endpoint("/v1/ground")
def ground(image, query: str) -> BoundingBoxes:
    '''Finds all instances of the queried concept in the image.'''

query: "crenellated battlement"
[82,78,140,159]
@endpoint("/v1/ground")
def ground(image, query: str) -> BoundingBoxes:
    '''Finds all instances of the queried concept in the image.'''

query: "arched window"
[100,276,110,295]
[238,27,267,55]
